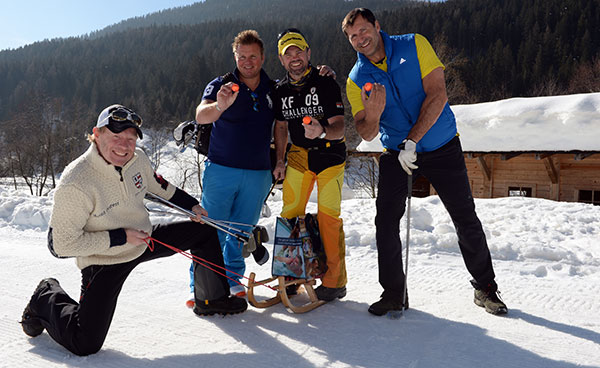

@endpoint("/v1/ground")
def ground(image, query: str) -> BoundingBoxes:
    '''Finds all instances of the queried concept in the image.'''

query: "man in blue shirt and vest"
[342,8,508,316]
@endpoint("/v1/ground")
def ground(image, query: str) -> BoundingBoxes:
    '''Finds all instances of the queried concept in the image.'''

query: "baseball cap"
[96,104,143,139]
[277,29,309,55]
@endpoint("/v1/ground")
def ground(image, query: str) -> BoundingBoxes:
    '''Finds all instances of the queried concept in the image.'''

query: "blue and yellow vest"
[348,31,456,152]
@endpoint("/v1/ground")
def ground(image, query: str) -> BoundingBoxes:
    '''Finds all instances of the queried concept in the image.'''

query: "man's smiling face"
[93,126,137,167]
[345,15,383,60]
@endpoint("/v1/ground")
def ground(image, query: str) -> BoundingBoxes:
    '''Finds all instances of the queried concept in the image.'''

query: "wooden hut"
[463,151,599,202]
[354,93,600,204]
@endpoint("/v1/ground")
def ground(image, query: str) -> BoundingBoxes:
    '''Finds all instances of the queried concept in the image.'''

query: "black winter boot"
[368,293,409,316]
[21,306,44,337]
[471,280,508,315]
[21,278,59,337]
[193,295,247,316]
[315,285,346,302]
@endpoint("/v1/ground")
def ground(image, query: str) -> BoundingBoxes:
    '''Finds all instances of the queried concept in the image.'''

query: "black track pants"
[375,136,495,301]
[30,221,228,356]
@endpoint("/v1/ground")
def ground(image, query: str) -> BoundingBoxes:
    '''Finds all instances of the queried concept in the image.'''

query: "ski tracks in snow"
[2,230,600,367]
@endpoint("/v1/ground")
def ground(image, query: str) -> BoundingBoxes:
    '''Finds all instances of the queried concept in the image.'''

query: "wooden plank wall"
[464,153,600,202]
[347,151,600,203]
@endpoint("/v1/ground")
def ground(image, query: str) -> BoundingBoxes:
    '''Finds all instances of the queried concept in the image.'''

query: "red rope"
[143,236,276,291]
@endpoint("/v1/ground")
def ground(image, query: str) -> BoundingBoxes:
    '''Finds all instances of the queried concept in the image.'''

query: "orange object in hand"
[231,83,239,92]
[302,116,311,125]
[364,82,373,92]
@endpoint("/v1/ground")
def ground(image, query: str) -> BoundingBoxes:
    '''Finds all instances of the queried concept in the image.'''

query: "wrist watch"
[318,129,327,139]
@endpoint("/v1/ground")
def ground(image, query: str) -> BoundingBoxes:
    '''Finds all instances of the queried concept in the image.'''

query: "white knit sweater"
[49,144,177,269]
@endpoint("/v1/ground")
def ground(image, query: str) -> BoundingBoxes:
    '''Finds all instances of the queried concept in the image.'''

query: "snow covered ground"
[1,176,599,367]
[1,92,600,367]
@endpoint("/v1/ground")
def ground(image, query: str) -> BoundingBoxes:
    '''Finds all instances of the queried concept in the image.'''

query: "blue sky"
[0,0,446,52]
[0,1,199,51]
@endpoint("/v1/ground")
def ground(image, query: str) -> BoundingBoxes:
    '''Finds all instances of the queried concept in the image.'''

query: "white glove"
[398,139,418,174]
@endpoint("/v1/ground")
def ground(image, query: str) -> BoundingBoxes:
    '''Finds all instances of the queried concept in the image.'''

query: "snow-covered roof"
[356,92,600,152]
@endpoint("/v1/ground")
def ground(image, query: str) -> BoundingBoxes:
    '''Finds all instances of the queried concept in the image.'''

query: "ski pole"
[261,181,276,217]
[205,218,254,237]
[401,174,412,316]
[263,182,276,204]
[144,192,249,243]
[145,195,256,238]
[145,191,195,217]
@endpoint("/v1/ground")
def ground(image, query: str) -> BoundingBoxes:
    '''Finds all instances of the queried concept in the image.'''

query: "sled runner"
[247,273,326,313]
[247,215,328,313]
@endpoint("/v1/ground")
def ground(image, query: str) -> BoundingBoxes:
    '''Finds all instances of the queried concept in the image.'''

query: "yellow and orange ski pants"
[280,144,347,288]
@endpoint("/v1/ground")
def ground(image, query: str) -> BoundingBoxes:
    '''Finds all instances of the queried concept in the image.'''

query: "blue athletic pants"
[190,161,271,290]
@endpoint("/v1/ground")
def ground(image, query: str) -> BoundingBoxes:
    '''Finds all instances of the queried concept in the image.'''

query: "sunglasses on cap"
[277,28,305,41]
[97,107,143,138]
[107,108,143,126]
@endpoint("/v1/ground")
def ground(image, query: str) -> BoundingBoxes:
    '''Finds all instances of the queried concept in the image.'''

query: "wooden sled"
[247,272,326,313]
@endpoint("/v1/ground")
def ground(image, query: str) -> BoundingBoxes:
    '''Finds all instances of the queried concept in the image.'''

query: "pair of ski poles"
[144,192,264,256]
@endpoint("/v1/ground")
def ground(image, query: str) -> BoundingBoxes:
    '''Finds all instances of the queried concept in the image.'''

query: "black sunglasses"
[277,28,305,41]
[250,91,260,112]
[109,108,143,126]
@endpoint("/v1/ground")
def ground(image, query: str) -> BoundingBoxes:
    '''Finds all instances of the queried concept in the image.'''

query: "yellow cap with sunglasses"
[277,30,309,55]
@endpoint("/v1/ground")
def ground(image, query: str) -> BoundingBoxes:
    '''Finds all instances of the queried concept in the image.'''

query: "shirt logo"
[93,201,119,217]
[133,173,143,189]
[400,58,406,64]
[153,172,169,190]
